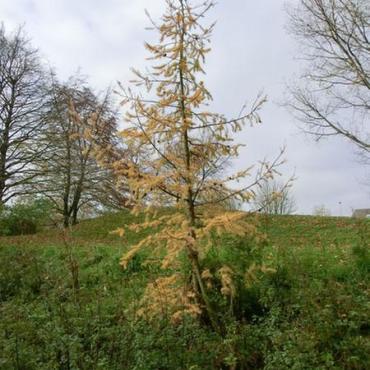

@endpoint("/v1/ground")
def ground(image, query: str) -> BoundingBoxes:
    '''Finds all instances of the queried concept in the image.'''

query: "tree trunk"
[0,116,11,205]
[178,0,220,333]
[70,168,85,226]
[63,213,70,228]
[0,147,6,205]
[71,206,79,225]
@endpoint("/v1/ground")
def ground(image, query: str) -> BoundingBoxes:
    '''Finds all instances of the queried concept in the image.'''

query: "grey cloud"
[0,0,367,215]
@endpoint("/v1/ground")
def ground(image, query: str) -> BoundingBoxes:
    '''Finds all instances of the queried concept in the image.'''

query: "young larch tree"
[117,0,284,331]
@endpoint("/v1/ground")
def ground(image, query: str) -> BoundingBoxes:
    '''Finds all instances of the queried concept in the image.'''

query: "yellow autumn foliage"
[111,0,285,330]
[136,274,201,324]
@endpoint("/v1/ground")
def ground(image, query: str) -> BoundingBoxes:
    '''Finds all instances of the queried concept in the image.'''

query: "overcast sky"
[0,0,368,215]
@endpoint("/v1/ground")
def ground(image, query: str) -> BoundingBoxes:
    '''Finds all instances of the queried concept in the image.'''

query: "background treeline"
[0,26,129,234]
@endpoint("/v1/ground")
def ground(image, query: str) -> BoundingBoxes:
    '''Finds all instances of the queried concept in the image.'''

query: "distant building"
[352,209,370,218]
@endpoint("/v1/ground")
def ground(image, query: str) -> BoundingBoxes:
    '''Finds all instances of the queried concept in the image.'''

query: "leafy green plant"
[0,198,53,236]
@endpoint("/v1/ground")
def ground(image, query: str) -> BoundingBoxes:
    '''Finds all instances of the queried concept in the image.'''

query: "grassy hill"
[0,212,369,369]
[1,211,366,248]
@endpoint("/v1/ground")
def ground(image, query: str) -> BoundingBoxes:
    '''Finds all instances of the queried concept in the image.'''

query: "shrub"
[0,198,53,236]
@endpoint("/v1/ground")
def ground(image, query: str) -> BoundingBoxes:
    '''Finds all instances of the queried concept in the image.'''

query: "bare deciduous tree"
[313,204,331,216]
[0,26,49,205]
[286,0,370,158]
[253,180,297,215]
[37,77,128,227]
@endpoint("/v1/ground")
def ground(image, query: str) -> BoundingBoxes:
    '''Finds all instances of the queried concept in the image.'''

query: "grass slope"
[1,211,366,248]
[0,212,369,369]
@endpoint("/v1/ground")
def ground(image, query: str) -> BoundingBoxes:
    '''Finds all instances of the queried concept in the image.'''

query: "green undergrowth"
[0,212,369,369]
